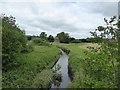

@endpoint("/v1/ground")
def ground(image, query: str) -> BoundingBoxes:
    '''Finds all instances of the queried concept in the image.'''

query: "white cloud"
[1,1,118,38]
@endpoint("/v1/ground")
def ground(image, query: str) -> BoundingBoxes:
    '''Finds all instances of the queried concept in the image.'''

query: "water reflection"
[51,50,71,89]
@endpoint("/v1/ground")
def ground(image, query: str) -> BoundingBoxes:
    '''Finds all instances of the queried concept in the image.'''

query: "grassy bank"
[2,45,60,88]
[57,43,117,88]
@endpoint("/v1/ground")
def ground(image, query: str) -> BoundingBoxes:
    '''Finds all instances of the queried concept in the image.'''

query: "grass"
[56,43,117,88]
[2,45,60,88]
[32,69,53,88]
[67,44,94,88]
[3,42,117,88]
[55,43,90,86]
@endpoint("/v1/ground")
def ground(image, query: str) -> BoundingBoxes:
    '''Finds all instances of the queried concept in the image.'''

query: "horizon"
[1,1,118,38]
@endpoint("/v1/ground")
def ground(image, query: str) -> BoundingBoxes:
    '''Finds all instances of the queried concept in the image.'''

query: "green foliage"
[2,15,27,67]
[33,38,49,46]
[32,69,53,88]
[69,37,82,43]
[66,16,119,88]
[57,32,70,43]
[26,35,32,41]
[21,43,34,53]
[58,42,117,88]
[89,16,119,88]
[2,46,60,88]
[40,32,47,39]
[48,35,54,42]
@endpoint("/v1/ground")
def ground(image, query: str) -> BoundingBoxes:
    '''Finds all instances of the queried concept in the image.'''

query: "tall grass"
[2,46,60,88]
[57,43,117,88]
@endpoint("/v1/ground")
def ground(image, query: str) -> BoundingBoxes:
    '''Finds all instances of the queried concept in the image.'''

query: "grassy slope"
[67,43,94,88]
[58,43,117,88]
[3,45,60,88]
[57,43,106,88]
[56,43,91,87]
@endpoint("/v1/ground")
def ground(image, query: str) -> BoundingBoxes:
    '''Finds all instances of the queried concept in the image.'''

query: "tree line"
[27,32,97,44]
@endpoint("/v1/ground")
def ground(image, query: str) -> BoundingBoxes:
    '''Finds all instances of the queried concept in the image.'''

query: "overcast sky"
[1,0,119,38]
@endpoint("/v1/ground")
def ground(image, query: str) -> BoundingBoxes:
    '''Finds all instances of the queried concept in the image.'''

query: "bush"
[33,38,49,46]
[57,32,70,43]
[2,15,27,67]
[21,44,34,53]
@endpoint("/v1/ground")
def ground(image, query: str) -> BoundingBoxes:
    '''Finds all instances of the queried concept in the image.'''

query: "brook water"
[51,50,71,89]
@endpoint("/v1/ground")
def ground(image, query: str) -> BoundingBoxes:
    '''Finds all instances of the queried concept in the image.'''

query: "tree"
[89,16,119,87]
[57,32,70,43]
[2,14,27,68]
[48,35,54,42]
[40,32,47,39]
[69,37,75,42]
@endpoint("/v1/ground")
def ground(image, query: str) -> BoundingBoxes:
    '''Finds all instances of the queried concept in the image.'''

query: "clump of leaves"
[2,14,27,70]
[21,43,34,53]
[89,16,119,87]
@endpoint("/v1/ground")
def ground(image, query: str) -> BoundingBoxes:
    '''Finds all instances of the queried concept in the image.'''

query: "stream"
[50,50,71,89]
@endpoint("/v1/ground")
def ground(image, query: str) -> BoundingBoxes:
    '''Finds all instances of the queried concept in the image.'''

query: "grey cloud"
[88,2,118,17]
[28,18,80,32]
[2,1,118,38]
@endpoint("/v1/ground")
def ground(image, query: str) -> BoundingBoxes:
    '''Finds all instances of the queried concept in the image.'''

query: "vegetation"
[33,38,49,46]
[2,14,119,89]
[40,32,47,39]
[2,45,60,88]
[2,15,61,88]
[32,69,53,88]
[57,16,119,88]
[2,15,28,70]
[48,35,54,42]
[57,32,70,43]
[57,43,117,88]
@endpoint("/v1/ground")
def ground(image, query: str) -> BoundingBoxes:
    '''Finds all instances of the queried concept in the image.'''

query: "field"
[2,42,118,88]
[57,43,117,88]
[2,45,60,88]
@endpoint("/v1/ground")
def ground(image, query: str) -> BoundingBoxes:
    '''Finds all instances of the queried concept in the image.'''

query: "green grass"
[2,45,60,88]
[55,43,89,84]
[57,43,88,74]
[57,43,117,88]
[32,69,53,88]
[66,44,95,88]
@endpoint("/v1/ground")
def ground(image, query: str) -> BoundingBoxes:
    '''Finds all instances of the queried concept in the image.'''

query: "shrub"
[33,38,49,46]
[21,44,34,53]
[2,15,27,67]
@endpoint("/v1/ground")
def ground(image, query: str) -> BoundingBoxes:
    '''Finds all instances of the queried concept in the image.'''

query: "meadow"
[2,45,60,88]
[2,41,118,88]
[57,43,117,88]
